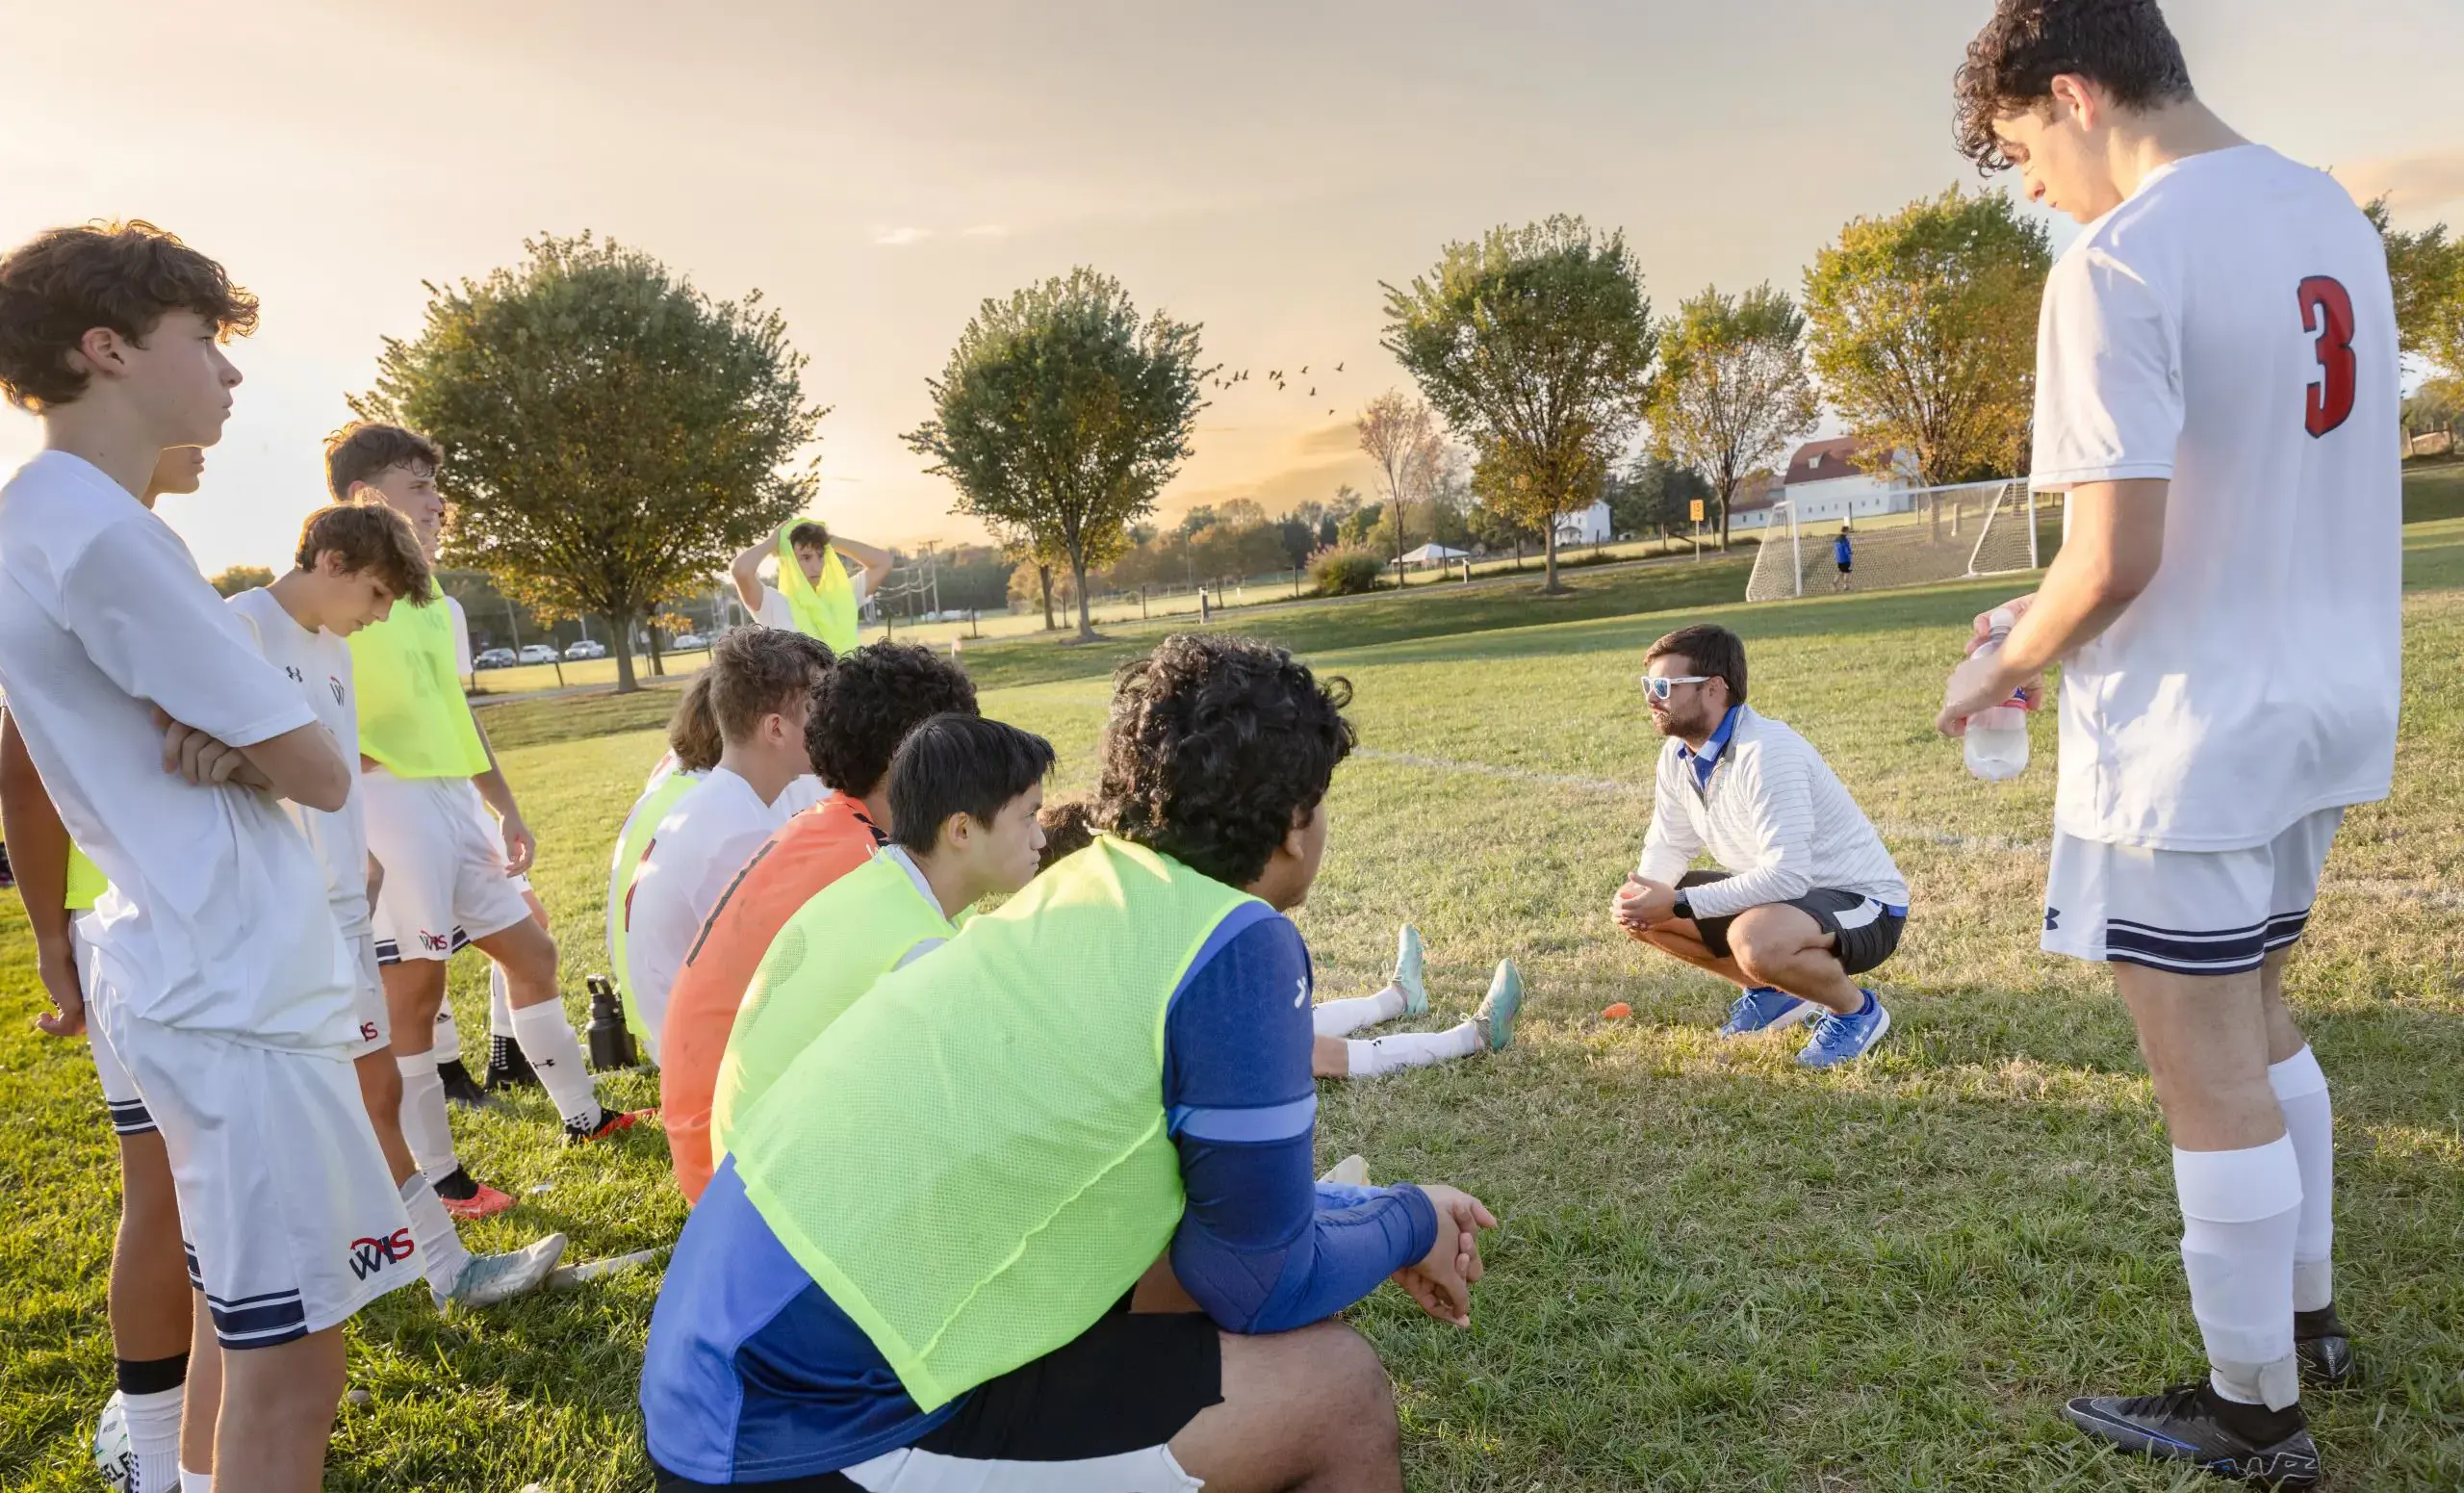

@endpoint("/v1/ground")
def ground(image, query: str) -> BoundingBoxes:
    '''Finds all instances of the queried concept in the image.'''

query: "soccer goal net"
[1743,479,2042,603]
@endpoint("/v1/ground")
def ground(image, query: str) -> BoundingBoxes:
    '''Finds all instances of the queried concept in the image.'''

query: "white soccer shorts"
[363,769,531,964]
[2042,807,2343,976]
[78,924,153,1136]
[87,978,415,1348]
[345,925,390,1057]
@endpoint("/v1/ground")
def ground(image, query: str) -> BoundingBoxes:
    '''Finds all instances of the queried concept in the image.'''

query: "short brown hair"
[667,673,723,773]
[1645,623,1748,705]
[0,221,259,411]
[324,421,442,502]
[786,521,831,553]
[1037,796,1098,871]
[295,502,433,604]
[1955,0,2194,171]
[707,626,833,743]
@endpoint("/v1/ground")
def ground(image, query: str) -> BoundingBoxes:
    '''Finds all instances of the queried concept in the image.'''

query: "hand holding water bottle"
[1937,595,2044,780]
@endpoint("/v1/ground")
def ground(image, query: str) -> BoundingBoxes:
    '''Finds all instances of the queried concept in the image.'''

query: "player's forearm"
[0,712,75,944]
[1169,1135,1437,1333]
[239,724,352,812]
[730,535,771,608]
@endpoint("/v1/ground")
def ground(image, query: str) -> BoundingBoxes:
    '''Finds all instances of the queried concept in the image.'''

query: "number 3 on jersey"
[2298,275,2356,438]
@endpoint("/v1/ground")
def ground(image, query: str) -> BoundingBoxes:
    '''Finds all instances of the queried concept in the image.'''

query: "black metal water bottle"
[584,974,639,1071]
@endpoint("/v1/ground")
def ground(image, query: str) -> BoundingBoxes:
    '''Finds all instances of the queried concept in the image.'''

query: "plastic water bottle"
[1963,607,2031,782]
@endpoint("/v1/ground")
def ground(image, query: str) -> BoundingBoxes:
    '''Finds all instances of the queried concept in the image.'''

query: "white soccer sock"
[120,1383,184,1493]
[508,998,603,1131]
[489,962,516,1037]
[179,1470,211,1493]
[394,1049,459,1179]
[431,1003,463,1067]
[1344,1021,1482,1078]
[2174,1138,2303,1409]
[400,1173,473,1298]
[2269,1046,2335,1312]
[1311,986,1407,1039]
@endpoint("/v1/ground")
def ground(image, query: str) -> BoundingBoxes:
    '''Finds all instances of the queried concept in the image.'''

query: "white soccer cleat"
[436,1232,568,1310]
[1391,924,1428,1017]
[92,1392,134,1493]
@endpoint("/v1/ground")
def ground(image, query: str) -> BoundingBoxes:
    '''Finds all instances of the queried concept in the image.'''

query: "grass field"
[6,506,2464,1487]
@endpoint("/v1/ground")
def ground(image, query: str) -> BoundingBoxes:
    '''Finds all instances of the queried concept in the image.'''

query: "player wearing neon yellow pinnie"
[728,520,890,652]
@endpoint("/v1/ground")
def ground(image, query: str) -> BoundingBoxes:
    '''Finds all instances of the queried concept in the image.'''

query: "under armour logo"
[286,665,304,682]
[2043,907,2061,931]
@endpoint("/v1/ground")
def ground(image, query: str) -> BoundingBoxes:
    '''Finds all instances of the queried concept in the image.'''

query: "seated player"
[1612,624,1908,1068]
[605,675,724,1041]
[659,641,978,1201]
[1046,796,1523,1081]
[640,634,1499,1490]
[709,713,1053,1153]
[627,627,833,1061]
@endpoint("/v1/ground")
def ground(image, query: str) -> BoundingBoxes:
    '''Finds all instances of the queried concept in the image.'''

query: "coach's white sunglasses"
[1636,674,1711,702]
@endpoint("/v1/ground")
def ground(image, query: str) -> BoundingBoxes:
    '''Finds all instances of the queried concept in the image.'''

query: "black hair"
[1095,634,1355,888]
[887,715,1057,856]
[806,641,978,795]
[1037,796,1098,871]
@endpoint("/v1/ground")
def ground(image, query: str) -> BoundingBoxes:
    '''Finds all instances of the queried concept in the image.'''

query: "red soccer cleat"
[440,1181,516,1221]
[566,1106,655,1146]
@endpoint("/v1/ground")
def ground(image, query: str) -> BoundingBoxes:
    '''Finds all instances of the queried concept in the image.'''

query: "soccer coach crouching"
[1612,624,1908,1068]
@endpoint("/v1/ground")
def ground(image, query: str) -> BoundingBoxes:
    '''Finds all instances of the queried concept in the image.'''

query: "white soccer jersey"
[625,765,797,1057]
[228,586,371,935]
[2032,144,2401,851]
[0,453,354,1047]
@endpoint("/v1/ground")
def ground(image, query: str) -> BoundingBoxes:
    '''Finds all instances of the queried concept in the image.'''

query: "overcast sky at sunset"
[4,0,2459,575]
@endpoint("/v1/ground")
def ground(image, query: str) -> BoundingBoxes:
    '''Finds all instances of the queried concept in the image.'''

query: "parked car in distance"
[474,647,517,670]
[563,639,606,660]
[518,644,559,665]
[670,632,708,651]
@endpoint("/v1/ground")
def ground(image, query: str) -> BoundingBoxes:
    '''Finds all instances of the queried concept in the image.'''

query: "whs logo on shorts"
[347,1227,416,1280]
[418,930,452,953]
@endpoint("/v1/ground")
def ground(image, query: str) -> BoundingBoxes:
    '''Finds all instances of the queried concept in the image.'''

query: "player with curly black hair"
[659,640,978,1201]
[1939,3,2398,1483]
[644,634,1498,1489]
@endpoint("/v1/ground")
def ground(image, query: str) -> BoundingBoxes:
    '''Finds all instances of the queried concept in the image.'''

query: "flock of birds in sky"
[1212,360,1347,415]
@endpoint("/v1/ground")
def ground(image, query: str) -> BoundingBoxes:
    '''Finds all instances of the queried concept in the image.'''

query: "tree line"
[359,181,2464,682]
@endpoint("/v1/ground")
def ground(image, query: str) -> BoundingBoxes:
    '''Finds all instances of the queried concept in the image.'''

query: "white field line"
[1350,748,2464,909]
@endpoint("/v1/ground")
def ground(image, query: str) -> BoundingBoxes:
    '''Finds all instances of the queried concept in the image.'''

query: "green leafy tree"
[2369,197,2464,376]
[1383,215,1656,591]
[1610,454,1713,538]
[1803,187,2050,487]
[907,269,1207,642]
[208,564,274,598]
[356,232,822,693]
[1644,284,1819,549]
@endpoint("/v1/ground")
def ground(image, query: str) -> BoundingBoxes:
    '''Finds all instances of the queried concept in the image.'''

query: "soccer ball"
[92,1391,136,1492]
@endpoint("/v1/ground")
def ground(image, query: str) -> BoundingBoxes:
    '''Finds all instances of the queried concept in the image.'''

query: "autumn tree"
[1384,216,1655,591]
[907,269,1207,642]
[1803,187,2050,487]
[1643,284,1819,549]
[1355,391,1445,578]
[356,232,822,693]
[2369,197,2464,376]
[208,564,274,598]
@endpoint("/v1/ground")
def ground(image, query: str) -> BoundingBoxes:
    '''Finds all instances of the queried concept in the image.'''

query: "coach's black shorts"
[653,1306,1223,1490]
[1835,560,1852,574]
[1677,870,1905,976]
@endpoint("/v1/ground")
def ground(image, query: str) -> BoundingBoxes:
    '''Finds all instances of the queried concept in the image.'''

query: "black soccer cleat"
[2295,1304,2354,1388]
[437,1056,500,1111]
[2063,1380,2320,1487]
[484,1034,542,1093]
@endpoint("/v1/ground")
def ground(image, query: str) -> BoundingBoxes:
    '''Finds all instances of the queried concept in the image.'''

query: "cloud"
[872,225,933,246]
[2337,147,2464,217]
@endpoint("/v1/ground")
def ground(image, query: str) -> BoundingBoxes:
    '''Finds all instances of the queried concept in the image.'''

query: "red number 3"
[2298,275,2356,438]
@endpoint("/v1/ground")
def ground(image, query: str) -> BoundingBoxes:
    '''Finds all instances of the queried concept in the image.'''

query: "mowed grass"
[6,528,2464,1489]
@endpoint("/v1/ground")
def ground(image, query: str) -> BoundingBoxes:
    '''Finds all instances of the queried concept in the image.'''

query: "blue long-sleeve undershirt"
[1162,904,1438,1332]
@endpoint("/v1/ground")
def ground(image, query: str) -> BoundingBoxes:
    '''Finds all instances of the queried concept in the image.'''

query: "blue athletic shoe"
[1472,959,1521,1053]
[1392,924,1428,1017]
[1796,990,1891,1068]
[1718,985,1814,1037]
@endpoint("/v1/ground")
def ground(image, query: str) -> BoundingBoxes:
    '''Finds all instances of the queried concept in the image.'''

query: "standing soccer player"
[0,220,413,1492]
[729,520,890,651]
[1939,4,2398,1483]
[330,422,646,1223]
